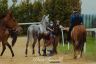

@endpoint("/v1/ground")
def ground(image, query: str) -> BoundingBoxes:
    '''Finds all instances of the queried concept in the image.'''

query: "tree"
[32,1,43,22]
[12,0,17,7]
[11,1,33,34]
[0,0,8,18]
[11,1,33,23]
[43,0,81,26]
[3,0,80,34]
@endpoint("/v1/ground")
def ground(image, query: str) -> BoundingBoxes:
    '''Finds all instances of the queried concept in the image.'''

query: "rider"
[9,28,18,46]
[47,20,60,37]
[46,21,55,38]
[68,8,83,42]
[46,20,60,55]
[46,21,55,54]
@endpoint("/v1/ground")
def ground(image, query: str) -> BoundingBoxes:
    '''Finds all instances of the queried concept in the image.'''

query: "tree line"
[0,0,81,34]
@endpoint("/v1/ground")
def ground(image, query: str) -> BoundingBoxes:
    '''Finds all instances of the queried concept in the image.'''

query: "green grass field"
[58,36,96,61]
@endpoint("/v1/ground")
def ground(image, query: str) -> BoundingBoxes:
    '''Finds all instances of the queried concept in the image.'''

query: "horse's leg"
[6,42,14,57]
[72,41,77,59]
[0,33,9,56]
[73,46,77,59]
[25,30,33,56]
[42,39,47,56]
[52,37,55,54]
[80,49,83,58]
[80,41,84,57]
[25,37,30,57]
[75,41,81,59]
[52,36,58,54]
[32,37,37,54]
[0,42,6,56]
[38,38,41,55]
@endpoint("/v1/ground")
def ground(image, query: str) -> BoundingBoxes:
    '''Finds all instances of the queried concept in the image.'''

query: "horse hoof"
[74,56,77,59]
[0,54,3,56]
[12,55,14,57]
[25,55,28,57]
[48,53,53,56]
[52,52,57,55]
[39,54,41,56]
[42,54,47,56]
[32,52,35,54]
[12,54,14,57]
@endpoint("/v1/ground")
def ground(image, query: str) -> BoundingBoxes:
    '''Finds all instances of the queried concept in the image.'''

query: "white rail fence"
[18,22,41,25]
[18,23,96,53]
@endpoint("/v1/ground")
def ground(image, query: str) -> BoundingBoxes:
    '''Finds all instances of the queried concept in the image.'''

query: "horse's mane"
[0,14,6,19]
[0,10,13,19]
[0,14,7,26]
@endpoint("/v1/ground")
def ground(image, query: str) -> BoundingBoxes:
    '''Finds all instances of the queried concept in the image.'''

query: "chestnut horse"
[0,10,20,57]
[71,25,86,59]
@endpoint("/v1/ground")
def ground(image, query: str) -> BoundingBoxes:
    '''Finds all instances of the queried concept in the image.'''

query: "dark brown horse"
[52,22,60,54]
[71,25,86,59]
[43,20,61,56]
[0,10,21,57]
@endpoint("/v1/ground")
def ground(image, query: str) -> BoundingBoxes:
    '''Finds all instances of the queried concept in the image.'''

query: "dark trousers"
[67,25,74,42]
[9,30,18,46]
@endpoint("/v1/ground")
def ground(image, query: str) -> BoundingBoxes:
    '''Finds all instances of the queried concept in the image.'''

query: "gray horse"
[25,15,49,56]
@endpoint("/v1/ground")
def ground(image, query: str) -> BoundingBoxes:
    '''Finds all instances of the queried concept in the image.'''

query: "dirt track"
[0,37,96,64]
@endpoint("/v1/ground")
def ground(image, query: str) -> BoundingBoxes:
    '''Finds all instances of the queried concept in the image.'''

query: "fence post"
[84,42,86,53]
[61,29,64,46]
[68,42,70,50]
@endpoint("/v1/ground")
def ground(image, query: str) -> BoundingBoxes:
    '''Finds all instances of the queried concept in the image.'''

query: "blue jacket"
[70,12,83,26]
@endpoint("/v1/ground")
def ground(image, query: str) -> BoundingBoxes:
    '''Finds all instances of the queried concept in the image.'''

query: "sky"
[8,0,96,14]
[81,0,96,14]
[8,0,35,6]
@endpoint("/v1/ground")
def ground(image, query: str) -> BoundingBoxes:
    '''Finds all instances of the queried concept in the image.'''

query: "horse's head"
[4,10,22,33]
[41,14,49,27]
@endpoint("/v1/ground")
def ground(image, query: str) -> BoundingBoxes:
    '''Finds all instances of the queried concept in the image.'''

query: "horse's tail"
[81,25,87,43]
[27,28,33,43]
[27,29,30,43]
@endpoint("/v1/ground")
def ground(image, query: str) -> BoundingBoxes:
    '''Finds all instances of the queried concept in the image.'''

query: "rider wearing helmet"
[68,7,83,42]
